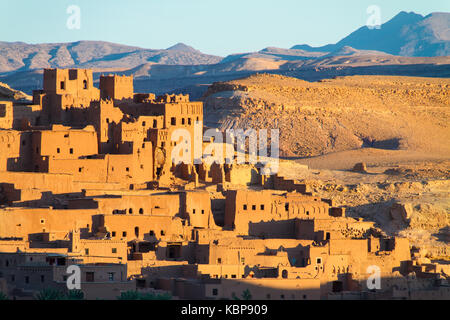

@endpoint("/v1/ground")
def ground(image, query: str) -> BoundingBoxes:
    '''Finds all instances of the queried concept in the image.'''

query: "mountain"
[292,11,450,57]
[0,40,223,73]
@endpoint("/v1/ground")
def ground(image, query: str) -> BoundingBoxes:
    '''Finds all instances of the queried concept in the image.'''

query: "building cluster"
[0,69,448,300]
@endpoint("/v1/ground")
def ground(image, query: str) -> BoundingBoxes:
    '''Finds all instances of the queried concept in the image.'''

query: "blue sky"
[1,0,449,56]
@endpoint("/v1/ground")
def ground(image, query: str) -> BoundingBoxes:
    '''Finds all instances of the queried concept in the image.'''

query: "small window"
[181,118,185,125]
[243,205,247,210]
[139,208,144,214]
[126,167,130,172]
[316,258,322,264]
[85,249,89,255]
[25,276,29,284]
[160,230,165,236]
[122,231,127,237]
[171,117,176,125]
[60,81,65,90]
[193,209,196,214]
[83,80,88,89]
[40,275,45,283]
[57,148,60,153]
[217,258,222,264]
[149,230,155,236]
[78,167,82,173]
[129,208,133,214]
[111,231,116,237]
[86,272,94,282]
[201,210,205,215]
[106,118,110,123]
[231,274,236,279]
[285,203,289,211]
[188,118,192,125]
[142,121,146,127]
[153,120,157,128]
[252,205,256,211]
[108,272,115,281]
[40,219,45,224]
[70,148,73,154]
[260,205,265,210]
[212,288,218,296]
[112,248,117,254]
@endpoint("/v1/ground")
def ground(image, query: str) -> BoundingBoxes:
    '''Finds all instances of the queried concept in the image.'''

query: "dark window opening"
[212,288,218,296]
[60,81,65,90]
[83,80,88,89]
[332,281,343,293]
[260,205,265,210]
[243,205,247,210]
[171,117,176,125]
[70,148,73,154]
[86,272,94,282]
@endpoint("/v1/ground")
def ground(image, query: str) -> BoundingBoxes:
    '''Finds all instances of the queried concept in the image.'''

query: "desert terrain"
[203,73,449,260]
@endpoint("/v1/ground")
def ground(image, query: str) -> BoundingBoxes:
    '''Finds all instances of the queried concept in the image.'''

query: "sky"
[1,0,449,56]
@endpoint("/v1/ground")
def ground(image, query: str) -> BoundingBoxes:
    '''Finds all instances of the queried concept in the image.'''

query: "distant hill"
[292,12,450,57]
[0,40,223,73]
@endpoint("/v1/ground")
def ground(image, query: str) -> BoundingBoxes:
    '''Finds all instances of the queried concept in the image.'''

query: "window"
[285,203,289,211]
[201,210,205,215]
[112,231,116,237]
[122,231,127,237]
[181,118,185,125]
[243,205,247,210]
[25,276,29,284]
[126,167,130,172]
[83,80,88,89]
[316,258,322,264]
[41,275,45,283]
[112,248,117,254]
[40,219,45,224]
[153,120,157,128]
[85,249,89,255]
[193,209,196,214]
[60,81,65,90]
[142,121,146,127]
[78,167,82,173]
[86,272,94,282]
[217,258,222,264]
[260,205,265,210]
[108,272,115,281]
[212,288,218,296]
[70,148,73,154]
[149,230,155,236]
[129,208,133,214]
[252,205,256,211]
[139,208,144,214]
[171,117,176,125]
[160,230,165,236]
[57,148,60,153]
[231,275,236,279]
[188,118,192,125]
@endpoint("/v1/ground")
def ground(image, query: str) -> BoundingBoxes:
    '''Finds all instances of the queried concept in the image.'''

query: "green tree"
[241,289,252,300]
[35,288,65,300]
[65,290,84,300]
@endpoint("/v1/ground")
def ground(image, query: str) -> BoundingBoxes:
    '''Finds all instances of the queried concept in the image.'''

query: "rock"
[390,202,413,223]
[352,162,368,173]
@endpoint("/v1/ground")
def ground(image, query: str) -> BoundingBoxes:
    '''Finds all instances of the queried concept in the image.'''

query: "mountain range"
[0,11,448,97]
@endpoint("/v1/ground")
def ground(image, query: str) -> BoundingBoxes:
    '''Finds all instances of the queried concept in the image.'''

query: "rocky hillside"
[0,81,31,101]
[203,74,450,158]
[0,41,222,73]
[292,11,450,57]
